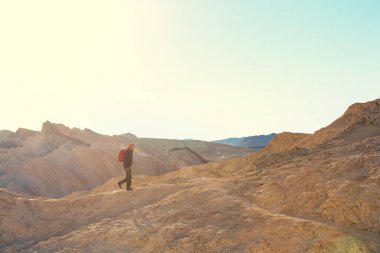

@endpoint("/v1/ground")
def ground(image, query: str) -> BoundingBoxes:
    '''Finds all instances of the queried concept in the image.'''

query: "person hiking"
[118,143,135,190]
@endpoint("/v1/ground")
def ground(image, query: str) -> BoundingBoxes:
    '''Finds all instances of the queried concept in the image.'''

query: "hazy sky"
[1,1,379,141]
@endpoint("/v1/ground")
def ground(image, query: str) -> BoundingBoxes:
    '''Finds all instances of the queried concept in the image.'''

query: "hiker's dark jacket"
[123,148,133,168]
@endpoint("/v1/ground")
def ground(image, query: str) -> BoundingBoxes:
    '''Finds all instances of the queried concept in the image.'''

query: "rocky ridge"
[0,122,252,198]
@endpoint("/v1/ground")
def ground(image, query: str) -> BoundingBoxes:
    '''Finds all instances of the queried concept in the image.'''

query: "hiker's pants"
[119,167,132,189]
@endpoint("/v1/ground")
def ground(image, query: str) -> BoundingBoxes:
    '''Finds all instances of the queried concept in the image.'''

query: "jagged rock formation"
[0,99,379,252]
[169,147,209,164]
[266,99,380,152]
[0,122,252,198]
[296,99,380,148]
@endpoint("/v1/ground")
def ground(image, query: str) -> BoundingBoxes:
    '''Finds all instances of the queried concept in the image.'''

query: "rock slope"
[264,132,310,152]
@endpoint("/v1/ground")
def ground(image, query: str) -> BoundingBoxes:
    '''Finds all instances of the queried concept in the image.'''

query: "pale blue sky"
[0,1,379,140]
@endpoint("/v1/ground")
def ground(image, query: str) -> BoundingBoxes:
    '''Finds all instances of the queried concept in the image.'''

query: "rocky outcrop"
[41,121,102,145]
[168,147,209,168]
[296,99,380,148]
[265,132,310,152]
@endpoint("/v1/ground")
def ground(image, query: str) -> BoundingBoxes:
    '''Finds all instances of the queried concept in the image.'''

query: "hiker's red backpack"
[118,149,127,163]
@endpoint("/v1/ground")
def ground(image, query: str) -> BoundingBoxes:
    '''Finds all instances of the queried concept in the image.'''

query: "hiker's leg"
[126,168,132,189]
[118,177,128,185]
[118,167,128,186]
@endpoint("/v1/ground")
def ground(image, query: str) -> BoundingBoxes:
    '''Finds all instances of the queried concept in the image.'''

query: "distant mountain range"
[213,133,276,150]
[0,122,253,198]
